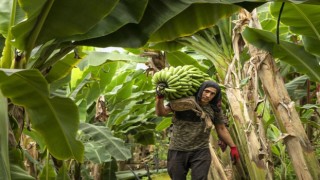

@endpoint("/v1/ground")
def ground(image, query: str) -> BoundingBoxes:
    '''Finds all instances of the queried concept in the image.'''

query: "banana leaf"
[0,69,84,162]
[242,27,320,82]
[270,2,320,56]
[78,123,132,162]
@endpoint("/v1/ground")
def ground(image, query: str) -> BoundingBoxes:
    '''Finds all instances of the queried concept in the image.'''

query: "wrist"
[156,95,164,99]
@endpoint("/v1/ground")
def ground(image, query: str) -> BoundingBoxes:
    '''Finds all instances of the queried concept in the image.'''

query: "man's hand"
[230,146,240,164]
[156,83,167,99]
[218,138,227,152]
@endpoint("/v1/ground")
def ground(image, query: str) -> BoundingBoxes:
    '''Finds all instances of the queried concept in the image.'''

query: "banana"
[162,71,169,82]
[179,82,190,86]
[188,67,200,72]
[168,92,176,100]
[168,81,181,88]
[168,66,175,74]
[190,73,204,78]
[152,65,213,100]
[167,75,180,84]
[172,92,183,99]
[187,90,194,96]
[163,67,170,72]
[189,86,198,93]
[182,65,194,71]
[175,66,185,75]
[178,71,189,79]
[152,72,160,84]
[173,66,181,74]
[190,78,201,86]
[158,70,165,82]
[165,88,177,93]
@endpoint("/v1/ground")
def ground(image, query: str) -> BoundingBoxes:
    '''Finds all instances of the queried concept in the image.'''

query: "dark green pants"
[167,148,212,180]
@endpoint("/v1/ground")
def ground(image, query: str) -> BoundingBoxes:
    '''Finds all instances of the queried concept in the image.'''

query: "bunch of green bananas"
[152,65,212,100]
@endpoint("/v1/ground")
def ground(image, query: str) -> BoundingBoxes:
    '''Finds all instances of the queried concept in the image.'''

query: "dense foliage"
[0,1,319,179]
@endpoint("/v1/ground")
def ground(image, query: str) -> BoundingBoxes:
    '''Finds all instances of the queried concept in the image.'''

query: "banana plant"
[0,1,245,178]
[149,2,320,179]
[241,3,320,179]
[1,0,320,179]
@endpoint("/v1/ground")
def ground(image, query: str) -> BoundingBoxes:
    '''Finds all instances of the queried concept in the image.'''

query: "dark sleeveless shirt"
[168,104,223,151]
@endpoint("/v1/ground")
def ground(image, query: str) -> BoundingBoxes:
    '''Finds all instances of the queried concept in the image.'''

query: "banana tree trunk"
[225,80,272,180]
[245,10,320,180]
[208,140,228,180]
[222,10,273,179]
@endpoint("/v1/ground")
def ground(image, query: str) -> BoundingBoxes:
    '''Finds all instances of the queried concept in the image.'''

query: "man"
[155,80,240,180]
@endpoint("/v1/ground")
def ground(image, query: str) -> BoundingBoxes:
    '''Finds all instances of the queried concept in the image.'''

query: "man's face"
[200,87,217,105]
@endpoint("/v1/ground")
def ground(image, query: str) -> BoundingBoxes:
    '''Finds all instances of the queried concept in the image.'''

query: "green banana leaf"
[105,69,154,126]
[166,51,208,72]
[0,36,4,54]
[83,142,112,164]
[270,3,320,38]
[149,3,239,43]
[0,69,84,162]
[285,75,309,100]
[77,0,320,48]
[78,2,240,48]
[302,36,320,57]
[290,0,320,4]
[10,165,35,180]
[11,0,119,50]
[77,51,148,70]
[45,51,83,83]
[56,163,70,180]
[38,157,56,179]
[63,0,149,42]
[105,70,132,95]
[68,51,146,109]
[2,0,320,53]
[71,62,119,104]
[106,79,140,125]
[0,0,12,37]
[270,2,320,56]
[107,90,155,126]
[78,123,132,162]
[242,27,320,82]
[155,117,172,131]
[0,92,10,180]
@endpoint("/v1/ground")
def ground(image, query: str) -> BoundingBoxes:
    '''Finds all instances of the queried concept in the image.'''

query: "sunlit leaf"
[0,69,84,161]
[45,51,83,83]
[0,92,10,179]
[77,52,147,70]
[78,123,131,161]
[166,51,208,72]
[155,117,172,131]
[83,142,112,163]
